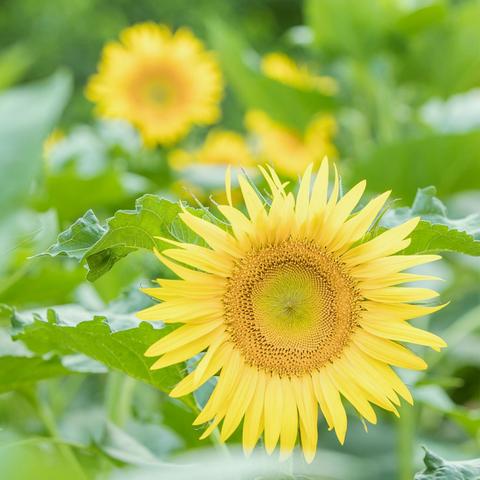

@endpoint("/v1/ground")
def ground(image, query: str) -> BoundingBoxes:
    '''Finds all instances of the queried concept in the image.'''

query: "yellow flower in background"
[169,130,255,170]
[86,23,223,146]
[246,110,337,178]
[139,160,446,463]
[262,52,338,96]
[43,129,64,159]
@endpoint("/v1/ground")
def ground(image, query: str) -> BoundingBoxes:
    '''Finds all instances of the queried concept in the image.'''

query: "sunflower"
[261,52,338,96]
[86,23,223,146]
[169,130,255,170]
[246,110,337,177]
[139,160,446,462]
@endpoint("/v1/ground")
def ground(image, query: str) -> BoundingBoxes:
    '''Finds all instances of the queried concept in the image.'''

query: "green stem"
[105,372,136,427]
[34,390,88,480]
[397,403,415,480]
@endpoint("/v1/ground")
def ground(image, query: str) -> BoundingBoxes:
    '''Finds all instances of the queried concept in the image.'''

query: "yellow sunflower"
[169,130,255,170]
[139,160,446,463]
[261,52,338,96]
[246,110,337,178]
[86,23,223,146]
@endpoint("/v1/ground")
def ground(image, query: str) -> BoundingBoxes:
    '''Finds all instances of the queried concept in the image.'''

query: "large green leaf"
[0,328,104,393]
[0,71,71,218]
[304,0,398,57]
[381,186,480,256]
[12,306,196,409]
[415,447,480,480]
[208,19,336,131]
[350,130,480,200]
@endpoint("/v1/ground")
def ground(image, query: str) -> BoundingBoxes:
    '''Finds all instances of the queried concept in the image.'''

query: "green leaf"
[0,71,71,218]
[84,195,185,281]
[350,130,480,200]
[43,210,105,261]
[381,186,480,255]
[208,18,336,131]
[0,328,104,393]
[94,422,163,467]
[415,447,480,480]
[304,0,398,57]
[12,306,196,409]
[43,195,208,282]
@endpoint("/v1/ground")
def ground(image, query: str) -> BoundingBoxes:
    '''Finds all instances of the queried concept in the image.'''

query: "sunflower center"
[223,239,361,377]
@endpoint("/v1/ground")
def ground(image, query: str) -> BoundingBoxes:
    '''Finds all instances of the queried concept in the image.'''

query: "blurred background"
[0,0,479,479]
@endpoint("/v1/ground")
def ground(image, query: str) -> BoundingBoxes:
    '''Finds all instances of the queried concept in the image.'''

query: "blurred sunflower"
[261,52,338,95]
[42,129,64,159]
[139,160,446,462]
[246,110,337,178]
[86,23,223,146]
[169,129,255,205]
[168,130,255,170]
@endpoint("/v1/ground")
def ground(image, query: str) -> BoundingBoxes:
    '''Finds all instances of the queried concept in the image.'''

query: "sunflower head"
[169,130,255,170]
[86,23,224,146]
[246,110,337,177]
[139,160,446,463]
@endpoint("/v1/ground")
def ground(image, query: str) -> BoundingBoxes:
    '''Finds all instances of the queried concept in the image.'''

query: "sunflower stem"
[397,402,415,480]
[33,387,88,480]
[105,371,136,426]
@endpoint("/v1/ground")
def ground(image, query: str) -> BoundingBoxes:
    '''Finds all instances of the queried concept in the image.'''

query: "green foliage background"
[1,1,479,479]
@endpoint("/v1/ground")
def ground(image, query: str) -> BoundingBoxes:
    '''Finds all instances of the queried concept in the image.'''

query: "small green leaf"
[415,447,480,479]
[42,210,105,261]
[94,422,163,466]
[84,195,184,281]
[12,306,196,409]
[381,187,480,255]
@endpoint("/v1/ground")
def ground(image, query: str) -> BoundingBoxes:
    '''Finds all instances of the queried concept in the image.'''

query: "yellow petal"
[321,180,366,246]
[360,318,446,351]
[218,204,253,246]
[295,163,313,227]
[343,218,420,266]
[243,371,266,455]
[362,300,448,321]
[362,287,440,303]
[193,350,242,424]
[150,327,224,369]
[358,273,441,290]
[163,246,233,277]
[179,210,243,258]
[351,254,442,279]
[169,340,232,397]
[221,366,258,441]
[326,364,377,424]
[238,173,266,221]
[313,370,347,444]
[225,165,232,206]
[145,319,224,356]
[330,191,391,252]
[153,249,211,281]
[309,157,329,216]
[263,374,283,454]
[137,299,222,323]
[353,330,427,370]
[279,377,298,460]
[291,375,318,464]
